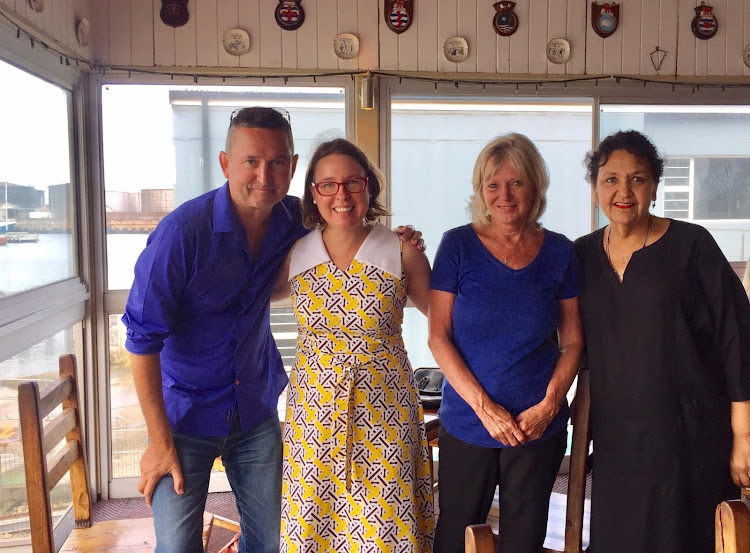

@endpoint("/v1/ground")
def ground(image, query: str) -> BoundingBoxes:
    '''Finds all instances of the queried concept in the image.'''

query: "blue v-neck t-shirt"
[430,224,578,448]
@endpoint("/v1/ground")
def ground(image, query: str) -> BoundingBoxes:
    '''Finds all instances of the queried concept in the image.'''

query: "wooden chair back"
[465,368,592,553]
[18,353,91,553]
[715,495,750,553]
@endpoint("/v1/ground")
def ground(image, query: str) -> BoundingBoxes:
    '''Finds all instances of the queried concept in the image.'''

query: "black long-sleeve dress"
[574,220,750,553]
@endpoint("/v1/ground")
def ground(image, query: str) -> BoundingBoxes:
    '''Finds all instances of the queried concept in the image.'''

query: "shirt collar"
[289,223,402,279]
[213,182,234,233]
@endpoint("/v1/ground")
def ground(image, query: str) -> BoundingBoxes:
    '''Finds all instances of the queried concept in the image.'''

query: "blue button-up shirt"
[123,183,307,436]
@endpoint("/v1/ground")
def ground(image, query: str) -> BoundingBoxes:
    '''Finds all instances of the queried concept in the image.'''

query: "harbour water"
[0,233,149,379]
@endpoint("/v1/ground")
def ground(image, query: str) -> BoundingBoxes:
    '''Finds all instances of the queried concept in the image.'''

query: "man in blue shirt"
[123,107,421,553]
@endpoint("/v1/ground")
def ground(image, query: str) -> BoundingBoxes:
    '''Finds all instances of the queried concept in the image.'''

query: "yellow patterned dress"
[281,223,434,553]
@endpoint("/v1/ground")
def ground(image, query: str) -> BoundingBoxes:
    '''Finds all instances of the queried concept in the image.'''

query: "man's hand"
[393,225,426,251]
[137,440,184,506]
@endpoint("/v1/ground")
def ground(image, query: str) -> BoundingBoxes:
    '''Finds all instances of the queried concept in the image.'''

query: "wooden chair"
[715,491,750,553]
[18,353,239,552]
[465,368,592,553]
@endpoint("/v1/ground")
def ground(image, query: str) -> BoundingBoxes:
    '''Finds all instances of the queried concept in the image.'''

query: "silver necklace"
[605,215,652,277]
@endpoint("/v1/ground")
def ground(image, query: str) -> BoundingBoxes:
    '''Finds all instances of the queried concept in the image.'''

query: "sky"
[0,60,71,188]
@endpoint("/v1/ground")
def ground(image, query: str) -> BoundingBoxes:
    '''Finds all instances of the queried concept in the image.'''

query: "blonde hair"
[743,258,750,296]
[468,133,549,228]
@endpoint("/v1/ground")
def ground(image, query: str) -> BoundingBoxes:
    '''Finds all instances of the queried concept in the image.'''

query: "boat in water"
[6,232,39,243]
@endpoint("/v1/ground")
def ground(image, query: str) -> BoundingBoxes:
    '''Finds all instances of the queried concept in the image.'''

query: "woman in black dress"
[574,130,750,553]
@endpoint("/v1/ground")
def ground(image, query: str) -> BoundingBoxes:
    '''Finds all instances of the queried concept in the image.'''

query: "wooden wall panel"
[53,0,68,50]
[526,0,546,74]
[216,1,239,68]
[153,0,175,66]
[566,0,586,74]
[724,0,743,75]
[296,0,317,69]
[397,11,420,72]
[547,1,566,75]
[356,0,377,70]
[509,0,529,74]
[456,0,477,73]
[195,0,218,67]
[378,1,398,70]
[585,2,604,75]
[315,0,337,69]
[658,0,679,76]
[238,0,260,69]
[436,0,457,73]
[475,1,495,73]
[639,0,660,75]
[677,0,696,75]
[174,2,196,67]
[131,0,153,66]
[281,16,298,68]
[108,1,131,65]
[336,1,357,71]
[706,0,727,75]
[259,0,281,68]
[2,0,87,59]
[5,0,748,78]
[415,0,437,71]
[620,0,642,75]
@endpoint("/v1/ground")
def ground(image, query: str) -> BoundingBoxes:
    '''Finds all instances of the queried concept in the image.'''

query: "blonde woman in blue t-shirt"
[428,133,584,553]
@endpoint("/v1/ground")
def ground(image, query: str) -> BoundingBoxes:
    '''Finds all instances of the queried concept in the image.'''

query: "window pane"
[0,328,77,542]
[600,105,750,261]
[391,95,593,369]
[0,60,76,297]
[101,85,346,291]
[108,315,146,479]
[108,310,294,479]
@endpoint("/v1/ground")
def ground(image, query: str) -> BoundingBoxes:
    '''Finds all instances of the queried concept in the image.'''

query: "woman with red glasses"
[272,138,434,552]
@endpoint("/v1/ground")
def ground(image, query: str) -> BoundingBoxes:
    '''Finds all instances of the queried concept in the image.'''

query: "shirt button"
[235,380,240,386]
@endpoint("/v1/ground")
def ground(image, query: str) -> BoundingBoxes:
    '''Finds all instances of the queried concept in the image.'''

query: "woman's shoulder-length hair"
[468,133,549,229]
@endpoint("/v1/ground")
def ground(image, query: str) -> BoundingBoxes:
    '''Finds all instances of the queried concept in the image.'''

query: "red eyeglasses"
[311,176,368,196]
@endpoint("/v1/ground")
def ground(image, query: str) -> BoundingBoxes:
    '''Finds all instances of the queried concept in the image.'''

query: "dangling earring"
[313,199,317,205]
[594,202,598,209]
[652,200,655,208]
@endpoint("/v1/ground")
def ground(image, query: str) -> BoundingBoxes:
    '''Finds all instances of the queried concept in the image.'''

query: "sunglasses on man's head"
[229,107,291,124]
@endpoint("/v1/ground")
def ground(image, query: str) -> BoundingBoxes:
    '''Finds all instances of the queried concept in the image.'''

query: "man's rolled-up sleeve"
[122,220,190,355]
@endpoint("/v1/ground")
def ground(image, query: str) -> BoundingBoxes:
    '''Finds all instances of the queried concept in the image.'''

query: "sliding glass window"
[0,58,86,548]
[600,105,750,262]
[100,84,346,492]
[389,94,594,369]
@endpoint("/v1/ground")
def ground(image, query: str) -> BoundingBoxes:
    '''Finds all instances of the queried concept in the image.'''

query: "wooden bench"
[465,368,592,553]
[18,353,238,552]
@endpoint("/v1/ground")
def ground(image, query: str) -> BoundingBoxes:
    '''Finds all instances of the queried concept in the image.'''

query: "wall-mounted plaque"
[223,29,250,56]
[546,38,571,64]
[443,36,469,63]
[334,33,360,59]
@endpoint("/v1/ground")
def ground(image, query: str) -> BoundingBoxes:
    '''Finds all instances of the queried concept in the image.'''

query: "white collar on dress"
[288,222,402,280]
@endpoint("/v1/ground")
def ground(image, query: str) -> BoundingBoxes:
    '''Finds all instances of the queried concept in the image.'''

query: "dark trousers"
[433,427,566,553]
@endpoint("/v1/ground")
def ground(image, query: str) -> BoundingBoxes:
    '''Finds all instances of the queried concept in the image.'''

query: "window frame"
[91,74,356,498]
[0,23,89,549]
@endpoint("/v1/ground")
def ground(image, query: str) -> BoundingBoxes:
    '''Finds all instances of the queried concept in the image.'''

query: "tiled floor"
[92,472,591,552]
[92,493,239,553]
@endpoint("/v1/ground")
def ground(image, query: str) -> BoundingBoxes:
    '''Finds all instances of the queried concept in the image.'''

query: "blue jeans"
[151,412,282,553]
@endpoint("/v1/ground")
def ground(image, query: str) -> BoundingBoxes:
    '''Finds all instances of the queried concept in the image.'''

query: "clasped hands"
[477,397,557,447]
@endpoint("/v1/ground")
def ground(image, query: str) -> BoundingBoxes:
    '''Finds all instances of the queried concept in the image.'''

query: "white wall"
[3,0,749,77]
[0,0,93,60]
